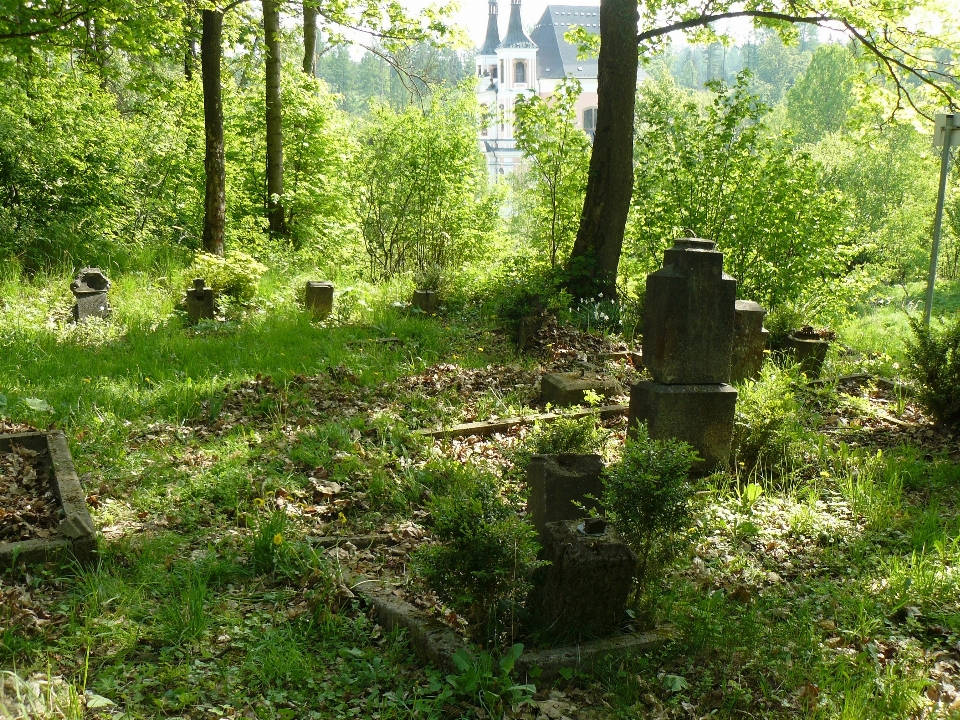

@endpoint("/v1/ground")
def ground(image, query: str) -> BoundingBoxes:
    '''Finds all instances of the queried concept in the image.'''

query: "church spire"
[479,0,500,55]
[500,0,535,48]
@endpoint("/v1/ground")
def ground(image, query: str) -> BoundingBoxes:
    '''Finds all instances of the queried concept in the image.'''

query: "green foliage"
[626,73,852,313]
[478,254,570,330]
[355,89,498,281]
[512,77,591,267]
[412,463,542,642]
[444,643,535,715]
[904,314,960,427]
[189,251,267,301]
[786,44,857,144]
[732,365,806,475]
[602,427,697,595]
[512,415,606,474]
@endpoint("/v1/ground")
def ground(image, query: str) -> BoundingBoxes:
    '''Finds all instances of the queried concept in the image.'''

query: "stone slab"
[526,455,604,538]
[305,281,334,318]
[643,239,736,384]
[785,334,830,379]
[346,571,667,683]
[731,300,768,383]
[72,293,111,321]
[527,520,637,639]
[415,405,628,439]
[541,373,622,408]
[0,431,97,568]
[628,381,737,471]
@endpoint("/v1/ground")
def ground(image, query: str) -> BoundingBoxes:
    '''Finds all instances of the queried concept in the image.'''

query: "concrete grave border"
[345,573,667,683]
[0,431,97,569]
[416,404,628,440]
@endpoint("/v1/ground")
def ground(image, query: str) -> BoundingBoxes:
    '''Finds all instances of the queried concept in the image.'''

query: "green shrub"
[512,415,606,476]
[481,255,569,330]
[732,365,806,475]
[189,251,267,301]
[412,464,543,643]
[905,315,960,426]
[602,426,697,598]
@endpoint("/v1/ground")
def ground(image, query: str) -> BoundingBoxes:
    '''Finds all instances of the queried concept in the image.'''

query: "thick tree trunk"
[303,2,318,76]
[566,0,639,302]
[264,0,288,236]
[201,9,226,257]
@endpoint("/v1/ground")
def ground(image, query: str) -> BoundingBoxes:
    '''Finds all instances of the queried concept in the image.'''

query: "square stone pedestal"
[527,454,603,538]
[731,300,768,383]
[305,281,334,318]
[528,519,637,639]
[541,373,621,408]
[628,381,737,471]
[185,278,215,322]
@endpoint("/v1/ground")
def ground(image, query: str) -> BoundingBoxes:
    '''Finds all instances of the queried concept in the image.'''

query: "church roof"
[500,0,536,49]
[529,5,599,79]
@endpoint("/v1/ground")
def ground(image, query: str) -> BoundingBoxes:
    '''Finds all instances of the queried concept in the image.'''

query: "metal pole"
[924,115,955,326]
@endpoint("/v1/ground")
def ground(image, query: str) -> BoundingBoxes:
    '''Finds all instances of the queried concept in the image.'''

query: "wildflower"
[273,533,283,546]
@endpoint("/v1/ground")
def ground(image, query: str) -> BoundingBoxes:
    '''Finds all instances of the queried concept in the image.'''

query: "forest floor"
[1,272,960,719]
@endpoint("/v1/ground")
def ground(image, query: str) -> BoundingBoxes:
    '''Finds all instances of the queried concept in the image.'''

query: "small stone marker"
[629,239,738,471]
[785,328,830,379]
[517,315,543,350]
[731,300,768,383]
[70,267,111,322]
[185,278,215,322]
[528,519,637,638]
[305,281,334,318]
[412,290,437,314]
[527,454,604,538]
[541,372,621,408]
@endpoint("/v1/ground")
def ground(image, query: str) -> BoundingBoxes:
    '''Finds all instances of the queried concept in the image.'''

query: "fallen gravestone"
[630,239,738,471]
[541,372,621,408]
[185,278,215,322]
[305,281,334,318]
[70,268,111,322]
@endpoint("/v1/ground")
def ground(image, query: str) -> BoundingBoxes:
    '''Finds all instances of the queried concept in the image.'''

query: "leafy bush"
[512,415,606,477]
[444,643,535,715]
[412,464,543,643]
[189,251,267,301]
[732,365,806,475]
[905,315,960,426]
[480,255,570,331]
[602,426,697,597]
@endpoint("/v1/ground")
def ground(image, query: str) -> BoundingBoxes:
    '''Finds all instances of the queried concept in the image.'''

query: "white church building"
[475,0,600,177]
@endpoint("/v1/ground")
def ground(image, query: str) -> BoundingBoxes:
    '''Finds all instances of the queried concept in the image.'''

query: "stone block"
[70,267,111,321]
[517,315,543,350]
[0,431,97,568]
[731,300,768,383]
[541,372,621,408]
[185,278,215,322]
[628,380,737,471]
[305,281,334,318]
[643,239,736,384]
[526,454,604,538]
[785,333,830,379]
[528,519,637,639]
[412,290,437,314]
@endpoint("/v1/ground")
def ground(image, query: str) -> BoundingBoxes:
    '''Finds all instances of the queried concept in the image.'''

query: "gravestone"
[412,290,437,314]
[185,278,215,322]
[731,300,768,383]
[526,454,604,538]
[528,519,636,638]
[305,281,334,318]
[785,329,830,379]
[541,373,621,408]
[70,268,111,322]
[629,239,737,471]
[517,315,543,351]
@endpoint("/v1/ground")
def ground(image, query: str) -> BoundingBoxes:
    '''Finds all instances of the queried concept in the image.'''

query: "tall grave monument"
[629,239,737,471]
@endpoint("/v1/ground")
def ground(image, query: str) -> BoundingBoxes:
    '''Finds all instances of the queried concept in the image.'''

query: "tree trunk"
[303,2,318,76]
[201,9,226,257]
[566,0,639,302]
[264,0,288,236]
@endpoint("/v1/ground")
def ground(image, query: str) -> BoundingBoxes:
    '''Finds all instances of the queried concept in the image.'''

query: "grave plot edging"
[346,574,668,684]
[0,430,97,569]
